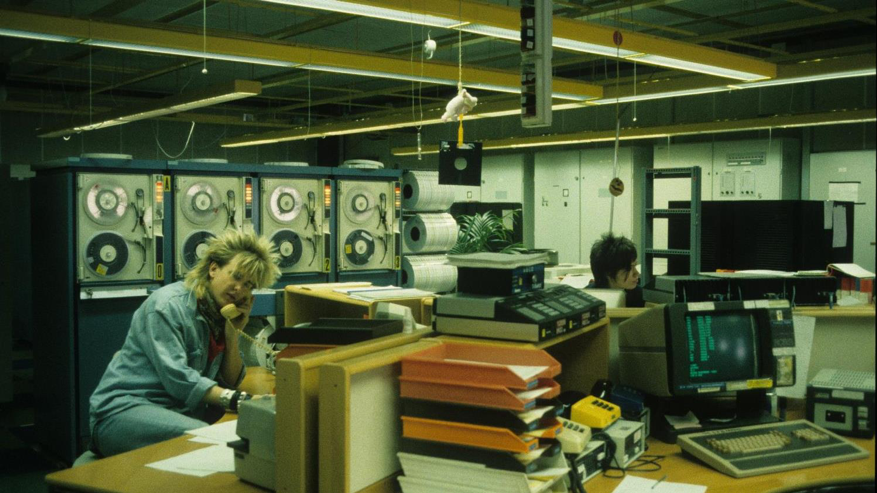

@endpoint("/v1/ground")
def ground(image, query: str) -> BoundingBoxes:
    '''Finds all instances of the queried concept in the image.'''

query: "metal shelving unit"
[641,167,702,288]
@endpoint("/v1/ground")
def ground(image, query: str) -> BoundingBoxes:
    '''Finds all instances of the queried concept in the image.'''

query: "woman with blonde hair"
[88,230,280,457]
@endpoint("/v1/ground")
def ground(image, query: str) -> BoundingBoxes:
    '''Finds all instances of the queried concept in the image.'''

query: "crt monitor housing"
[618,300,796,398]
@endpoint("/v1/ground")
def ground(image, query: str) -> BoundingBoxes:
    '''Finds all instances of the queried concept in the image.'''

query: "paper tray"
[402,416,560,453]
[402,398,562,433]
[401,343,561,390]
[399,437,562,474]
[400,376,560,411]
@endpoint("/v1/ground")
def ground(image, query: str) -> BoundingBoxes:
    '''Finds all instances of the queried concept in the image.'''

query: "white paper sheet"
[611,475,706,493]
[828,263,876,278]
[832,205,847,248]
[823,200,834,229]
[664,411,701,430]
[776,316,816,399]
[515,387,553,400]
[444,359,548,382]
[185,419,239,443]
[146,444,234,477]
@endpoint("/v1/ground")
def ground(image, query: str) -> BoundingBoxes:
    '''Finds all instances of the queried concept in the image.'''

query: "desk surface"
[46,433,255,493]
[46,430,874,493]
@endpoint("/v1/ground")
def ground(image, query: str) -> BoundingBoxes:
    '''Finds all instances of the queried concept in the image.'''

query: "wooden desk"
[284,284,434,327]
[583,435,874,493]
[46,432,260,493]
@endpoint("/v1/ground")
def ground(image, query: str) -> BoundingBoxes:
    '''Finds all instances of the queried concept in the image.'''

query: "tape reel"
[268,186,303,223]
[181,182,222,225]
[343,187,377,225]
[344,229,375,266]
[270,229,303,268]
[182,231,216,269]
[83,181,129,226]
[84,232,129,277]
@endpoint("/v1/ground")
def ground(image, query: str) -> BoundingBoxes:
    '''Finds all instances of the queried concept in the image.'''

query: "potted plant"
[449,211,526,254]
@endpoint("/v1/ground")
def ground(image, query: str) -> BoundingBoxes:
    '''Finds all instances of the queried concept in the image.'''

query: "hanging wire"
[630,1,637,122]
[457,0,463,92]
[202,0,208,74]
[609,2,623,234]
[154,121,196,159]
[306,70,312,136]
[409,12,425,160]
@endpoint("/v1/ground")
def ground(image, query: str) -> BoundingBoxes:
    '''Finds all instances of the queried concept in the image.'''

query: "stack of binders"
[397,343,572,493]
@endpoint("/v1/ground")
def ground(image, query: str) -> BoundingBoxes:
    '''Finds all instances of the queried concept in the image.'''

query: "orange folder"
[399,376,561,411]
[402,416,542,453]
[401,343,561,390]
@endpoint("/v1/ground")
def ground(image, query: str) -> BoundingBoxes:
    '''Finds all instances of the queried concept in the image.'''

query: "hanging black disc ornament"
[344,229,375,266]
[609,177,625,197]
[84,232,129,277]
[270,229,303,268]
[182,231,216,269]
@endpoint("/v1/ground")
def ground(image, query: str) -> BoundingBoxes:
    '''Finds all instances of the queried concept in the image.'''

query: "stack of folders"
[397,343,572,493]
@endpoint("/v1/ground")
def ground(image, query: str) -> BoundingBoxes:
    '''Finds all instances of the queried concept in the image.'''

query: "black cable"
[566,457,588,493]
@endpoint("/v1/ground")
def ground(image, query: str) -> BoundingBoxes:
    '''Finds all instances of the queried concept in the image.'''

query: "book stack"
[828,263,875,305]
[397,343,571,493]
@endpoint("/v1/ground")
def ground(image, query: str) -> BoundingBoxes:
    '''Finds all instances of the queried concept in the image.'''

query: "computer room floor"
[0,341,62,493]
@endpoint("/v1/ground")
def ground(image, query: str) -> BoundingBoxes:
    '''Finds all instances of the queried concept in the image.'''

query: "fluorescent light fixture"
[730,69,876,89]
[83,40,301,68]
[591,86,731,105]
[255,0,775,81]
[392,109,876,155]
[260,0,460,28]
[625,54,770,81]
[0,28,83,43]
[554,37,639,59]
[38,80,261,138]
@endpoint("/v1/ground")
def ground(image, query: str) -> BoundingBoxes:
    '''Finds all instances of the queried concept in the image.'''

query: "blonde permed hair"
[185,230,281,300]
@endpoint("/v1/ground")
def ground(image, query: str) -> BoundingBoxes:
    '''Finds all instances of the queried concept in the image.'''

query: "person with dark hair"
[588,232,644,307]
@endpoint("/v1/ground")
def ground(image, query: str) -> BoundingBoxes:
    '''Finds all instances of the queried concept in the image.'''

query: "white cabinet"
[534,148,650,264]
[534,151,581,263]
[481,155,524,203]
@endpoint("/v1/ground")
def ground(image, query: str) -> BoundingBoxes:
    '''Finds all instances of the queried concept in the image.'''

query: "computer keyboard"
[678,420,869,478]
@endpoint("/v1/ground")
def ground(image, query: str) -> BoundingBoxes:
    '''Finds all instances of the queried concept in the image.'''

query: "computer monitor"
[618,300,797,442]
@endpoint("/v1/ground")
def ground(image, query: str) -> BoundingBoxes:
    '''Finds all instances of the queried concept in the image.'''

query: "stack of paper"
[145,420,239,477]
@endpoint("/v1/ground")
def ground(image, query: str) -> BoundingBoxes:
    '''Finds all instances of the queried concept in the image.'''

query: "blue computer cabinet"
[31,155,170,464]
[166,159,260,281]
[255,164,333,287]
[331,167,402,286]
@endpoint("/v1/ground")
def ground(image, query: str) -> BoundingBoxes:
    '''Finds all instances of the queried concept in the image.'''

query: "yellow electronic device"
[571,396,620,430]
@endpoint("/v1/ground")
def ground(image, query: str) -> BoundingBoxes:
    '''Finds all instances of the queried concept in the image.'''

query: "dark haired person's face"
[608,260,639,290]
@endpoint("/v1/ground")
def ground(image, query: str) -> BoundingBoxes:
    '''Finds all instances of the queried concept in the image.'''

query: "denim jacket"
[89,282,246,433]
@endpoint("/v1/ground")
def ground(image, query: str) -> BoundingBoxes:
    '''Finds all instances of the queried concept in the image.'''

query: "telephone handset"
[221,303,277,356]
[220,303,243,320]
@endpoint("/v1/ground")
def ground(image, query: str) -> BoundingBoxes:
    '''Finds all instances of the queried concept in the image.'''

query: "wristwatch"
[219,388,235,411]
[230,391,251,412]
